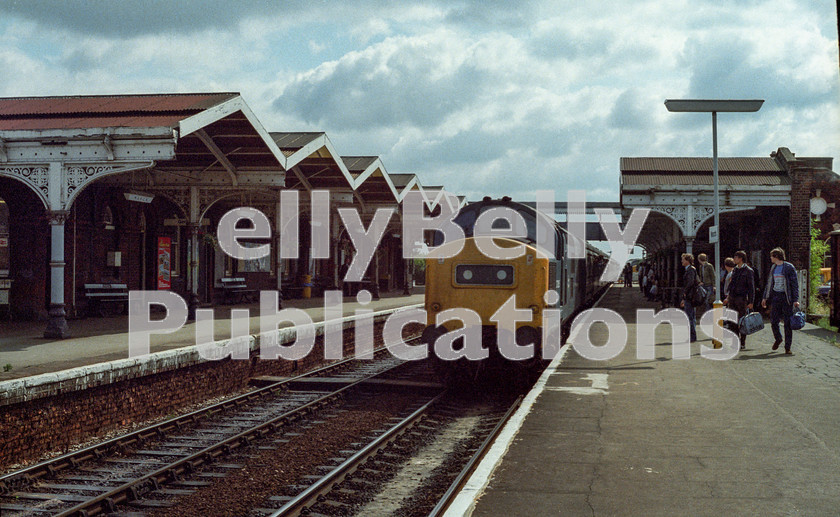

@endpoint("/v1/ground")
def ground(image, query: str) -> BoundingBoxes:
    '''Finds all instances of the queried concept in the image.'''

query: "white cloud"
[0,0,836,203]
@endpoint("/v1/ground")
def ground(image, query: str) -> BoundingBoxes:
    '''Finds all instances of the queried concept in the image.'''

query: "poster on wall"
[157,237,171,290]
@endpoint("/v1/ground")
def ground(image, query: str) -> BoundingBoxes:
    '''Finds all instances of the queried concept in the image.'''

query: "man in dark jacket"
[723,250,754,350]
[679,253,699,342]
[761,247,800,354]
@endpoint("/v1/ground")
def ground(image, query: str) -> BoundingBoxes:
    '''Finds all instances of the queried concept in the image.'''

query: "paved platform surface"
[469,286,840,516]
[0,292,423,381]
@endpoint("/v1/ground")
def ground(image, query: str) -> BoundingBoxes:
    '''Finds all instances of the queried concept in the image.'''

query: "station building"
[0,93,463,337]
[621,147,836,303]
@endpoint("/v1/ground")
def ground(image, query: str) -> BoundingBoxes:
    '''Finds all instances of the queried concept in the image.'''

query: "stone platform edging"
[0,304,422,407]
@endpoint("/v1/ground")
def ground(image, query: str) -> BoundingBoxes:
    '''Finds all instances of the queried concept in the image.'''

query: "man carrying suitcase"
[761,247,800,355]
[723,250,754,350]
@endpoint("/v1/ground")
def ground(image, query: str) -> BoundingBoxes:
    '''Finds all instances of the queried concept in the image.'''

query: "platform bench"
[219,277,258,304]
[84,283,128,317]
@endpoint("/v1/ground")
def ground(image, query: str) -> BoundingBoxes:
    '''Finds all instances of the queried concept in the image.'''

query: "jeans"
[684,300,697,342]
[702,286,716,314]
[770,291,793,350]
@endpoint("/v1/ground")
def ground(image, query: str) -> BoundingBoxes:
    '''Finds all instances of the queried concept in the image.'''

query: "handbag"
[739,311,765,335]
[790,310,806,331]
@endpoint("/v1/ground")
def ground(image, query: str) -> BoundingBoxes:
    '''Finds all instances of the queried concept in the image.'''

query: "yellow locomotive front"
[422,236,550,385]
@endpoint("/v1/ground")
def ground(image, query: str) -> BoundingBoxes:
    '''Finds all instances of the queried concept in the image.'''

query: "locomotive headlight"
[496,269,507,280]
[462,269,473,280]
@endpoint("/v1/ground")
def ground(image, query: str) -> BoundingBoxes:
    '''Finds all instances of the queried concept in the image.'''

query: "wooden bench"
[342,278,380,299]
[84,283,128,317]
[219,277,258,304]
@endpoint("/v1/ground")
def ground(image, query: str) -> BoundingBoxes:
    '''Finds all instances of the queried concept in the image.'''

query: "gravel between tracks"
[150,393,420,517]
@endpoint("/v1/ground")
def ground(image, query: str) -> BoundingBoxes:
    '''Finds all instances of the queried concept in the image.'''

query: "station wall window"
[0,198,9,277]
[102,205,115,230]
[171,229,180,277]
[237,242,272,273]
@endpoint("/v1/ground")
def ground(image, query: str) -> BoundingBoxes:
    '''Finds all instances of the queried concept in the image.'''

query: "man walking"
[723,250,754,351]
[679,253,699,343]
[697,253,716,315]
[761,247,800,354]
[721,257,738,337]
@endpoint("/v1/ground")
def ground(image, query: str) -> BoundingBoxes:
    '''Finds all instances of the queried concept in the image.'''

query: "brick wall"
[788,165,813,271]
[778,149,835,272]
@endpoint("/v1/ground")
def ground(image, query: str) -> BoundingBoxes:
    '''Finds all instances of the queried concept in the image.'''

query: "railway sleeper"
[311,499,353,513]
[128,498,174,508]
[328,487,367,504]
[337,477,379,490]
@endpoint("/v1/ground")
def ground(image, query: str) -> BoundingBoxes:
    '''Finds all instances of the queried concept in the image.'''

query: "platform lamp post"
[665,99,764,348]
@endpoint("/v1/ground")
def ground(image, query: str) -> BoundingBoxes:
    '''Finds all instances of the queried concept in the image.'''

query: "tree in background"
[810,219,830,309]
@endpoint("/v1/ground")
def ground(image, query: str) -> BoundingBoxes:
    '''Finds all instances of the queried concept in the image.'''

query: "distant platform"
[0,291,424,383]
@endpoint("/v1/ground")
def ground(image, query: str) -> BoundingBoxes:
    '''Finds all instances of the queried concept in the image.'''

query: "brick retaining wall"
[0,305,423,469]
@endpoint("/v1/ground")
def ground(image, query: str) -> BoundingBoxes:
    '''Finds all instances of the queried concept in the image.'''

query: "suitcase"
[739,311,764,335]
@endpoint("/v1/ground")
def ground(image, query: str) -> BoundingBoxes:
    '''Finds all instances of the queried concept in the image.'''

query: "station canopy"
[0,93,288,184]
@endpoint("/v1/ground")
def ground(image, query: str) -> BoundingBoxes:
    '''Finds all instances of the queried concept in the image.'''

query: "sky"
[0,0,838,203]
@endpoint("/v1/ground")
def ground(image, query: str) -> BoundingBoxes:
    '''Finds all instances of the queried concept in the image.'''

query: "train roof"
[454,197,608,258]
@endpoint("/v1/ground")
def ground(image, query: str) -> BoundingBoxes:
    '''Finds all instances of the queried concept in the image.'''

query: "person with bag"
[697,253,717,315]
[638,263,646,294]
[679,253,699,342]
[645,268,657,300]
[721,257,740,337]
[761,247,800,355]
[722,250,755,350]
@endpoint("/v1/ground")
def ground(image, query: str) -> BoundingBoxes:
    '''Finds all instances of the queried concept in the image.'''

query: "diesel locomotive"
[421,197,611,385]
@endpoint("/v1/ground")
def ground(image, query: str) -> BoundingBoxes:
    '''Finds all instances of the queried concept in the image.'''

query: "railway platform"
[453,285,840,516]
[0,291,423,381]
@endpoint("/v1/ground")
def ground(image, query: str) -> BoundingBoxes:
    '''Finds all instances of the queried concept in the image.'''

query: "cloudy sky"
[0,0,837,202]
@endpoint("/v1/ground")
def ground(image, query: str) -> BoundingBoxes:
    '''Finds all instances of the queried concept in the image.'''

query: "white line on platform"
[442,340,571,517]
[443,286,613,517]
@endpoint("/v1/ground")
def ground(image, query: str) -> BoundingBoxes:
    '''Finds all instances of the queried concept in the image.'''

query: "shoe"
[785,349,792,355]
[740,345,746,350]
[772,339,782,351]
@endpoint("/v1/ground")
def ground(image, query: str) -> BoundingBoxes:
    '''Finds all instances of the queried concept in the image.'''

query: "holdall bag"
[739,311,765,335]
[790,310,806,331]
[691,284,707,307]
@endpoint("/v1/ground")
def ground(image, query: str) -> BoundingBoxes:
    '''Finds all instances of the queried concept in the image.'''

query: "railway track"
[0,340,434,516]
[256,394,523,517]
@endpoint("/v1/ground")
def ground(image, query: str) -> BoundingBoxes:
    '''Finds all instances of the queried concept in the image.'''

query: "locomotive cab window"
[454,264,515,286]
